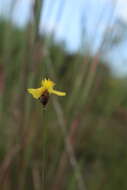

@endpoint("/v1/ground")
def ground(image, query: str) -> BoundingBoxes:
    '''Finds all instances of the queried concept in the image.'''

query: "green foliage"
[0,14,127,190]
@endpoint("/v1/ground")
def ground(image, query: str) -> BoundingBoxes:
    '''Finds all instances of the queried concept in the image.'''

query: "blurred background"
[1,0,127,189]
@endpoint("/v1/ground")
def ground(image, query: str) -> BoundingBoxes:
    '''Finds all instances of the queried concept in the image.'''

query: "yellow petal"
[27,87,44,99]
[51,89,66,96]
[41,78,55,89]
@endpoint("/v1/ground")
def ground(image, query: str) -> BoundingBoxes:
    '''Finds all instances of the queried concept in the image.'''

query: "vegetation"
[0,1,127,190]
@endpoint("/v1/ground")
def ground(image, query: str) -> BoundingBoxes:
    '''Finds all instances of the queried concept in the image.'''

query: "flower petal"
[41,78,55,89]
[51,89,66,96]
[27,87,44,99]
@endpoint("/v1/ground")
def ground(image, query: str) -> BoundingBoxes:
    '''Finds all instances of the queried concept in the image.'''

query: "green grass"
[0,1,127,190]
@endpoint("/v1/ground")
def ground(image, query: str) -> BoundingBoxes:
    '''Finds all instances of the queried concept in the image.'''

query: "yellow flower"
[27,78,66,100]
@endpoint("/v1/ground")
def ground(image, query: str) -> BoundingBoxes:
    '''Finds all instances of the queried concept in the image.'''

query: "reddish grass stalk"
[52,115,83,190]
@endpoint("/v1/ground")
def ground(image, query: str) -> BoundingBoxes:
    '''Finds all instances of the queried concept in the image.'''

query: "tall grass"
[0,1,127,190]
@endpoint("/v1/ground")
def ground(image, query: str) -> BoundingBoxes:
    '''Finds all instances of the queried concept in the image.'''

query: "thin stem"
[42,108,47,189]
[53,98,87,190]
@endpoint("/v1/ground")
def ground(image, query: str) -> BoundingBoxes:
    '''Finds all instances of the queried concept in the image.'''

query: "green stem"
[42,108,47,189]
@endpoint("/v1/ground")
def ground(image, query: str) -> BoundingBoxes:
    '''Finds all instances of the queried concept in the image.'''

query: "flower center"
[39,90,49,106]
